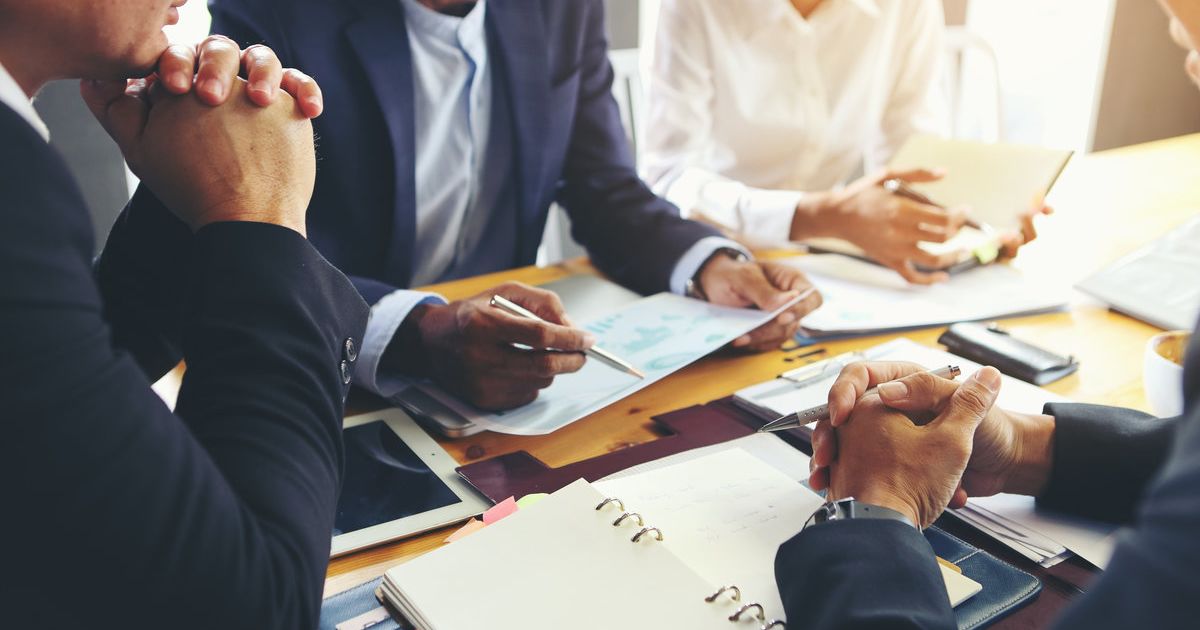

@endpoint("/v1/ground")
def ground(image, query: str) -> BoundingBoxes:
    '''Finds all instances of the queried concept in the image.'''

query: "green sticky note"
[516,493,549,509]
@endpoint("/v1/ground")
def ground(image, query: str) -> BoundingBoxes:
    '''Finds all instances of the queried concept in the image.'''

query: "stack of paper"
[787,254,1067,338]
[1077,214,1200,331]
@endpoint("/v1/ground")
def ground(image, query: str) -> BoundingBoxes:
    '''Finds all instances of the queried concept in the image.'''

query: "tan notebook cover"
[807,135,1073,266]
[888,134,1073,230]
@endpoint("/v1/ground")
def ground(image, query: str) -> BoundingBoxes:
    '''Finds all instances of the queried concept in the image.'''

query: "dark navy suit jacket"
[775,327,1200,628]
[0,101,368,629]
[209,0,720,304]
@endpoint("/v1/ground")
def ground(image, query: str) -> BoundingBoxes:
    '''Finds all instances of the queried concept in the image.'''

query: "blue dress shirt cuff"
[668,236,753,295]
[355,289,448,399]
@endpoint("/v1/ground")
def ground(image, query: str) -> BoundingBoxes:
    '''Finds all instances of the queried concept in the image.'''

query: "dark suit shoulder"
[0,103,98,300]
[0,103,90,228]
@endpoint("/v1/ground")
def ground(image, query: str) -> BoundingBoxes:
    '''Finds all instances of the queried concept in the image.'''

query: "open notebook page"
[383,479,736,630]
[594,446,982,614]
[594,448,825,621]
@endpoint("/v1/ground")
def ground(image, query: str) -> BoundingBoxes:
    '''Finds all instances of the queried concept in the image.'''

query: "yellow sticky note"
[516,493,549,509]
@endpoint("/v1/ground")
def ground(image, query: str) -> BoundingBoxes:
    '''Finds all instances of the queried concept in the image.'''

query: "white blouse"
[642,0,948,245]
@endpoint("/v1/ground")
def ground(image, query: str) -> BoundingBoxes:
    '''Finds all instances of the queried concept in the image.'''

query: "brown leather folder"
[455,397,811,504]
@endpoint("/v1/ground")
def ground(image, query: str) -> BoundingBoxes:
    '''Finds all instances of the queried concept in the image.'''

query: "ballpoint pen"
[882,178,1000,273]
[881,178,993,233]
[757,364,961,433]
[489,294,646,379]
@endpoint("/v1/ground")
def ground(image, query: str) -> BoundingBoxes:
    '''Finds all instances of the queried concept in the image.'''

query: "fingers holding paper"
[699,257,823,352]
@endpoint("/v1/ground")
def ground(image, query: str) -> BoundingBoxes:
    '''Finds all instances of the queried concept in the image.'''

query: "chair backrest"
[942,26,1005,142]
[607,48,644,163]
[538,48,644,265]
[33,80,132,249]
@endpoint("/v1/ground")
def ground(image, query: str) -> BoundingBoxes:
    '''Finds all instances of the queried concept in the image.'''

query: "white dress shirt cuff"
[669,236,753,296]
[738,188,807,245]
[355,289,448,399]
[664,169,803,248]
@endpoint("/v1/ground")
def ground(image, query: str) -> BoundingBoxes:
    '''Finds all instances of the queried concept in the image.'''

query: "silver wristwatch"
[804,497,917,530]
[685,247,749,301]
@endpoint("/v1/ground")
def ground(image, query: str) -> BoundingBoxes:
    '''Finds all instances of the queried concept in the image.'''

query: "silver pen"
[489,294,646,379]
[757,365,961,433]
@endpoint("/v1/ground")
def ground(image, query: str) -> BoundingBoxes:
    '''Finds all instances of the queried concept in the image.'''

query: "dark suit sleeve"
[775,520,956,629]
[2,127,368,629]
[96,184,193,380]
[1050,402,1200,628]
[1037,402,1177,523]
[554,0,721,295]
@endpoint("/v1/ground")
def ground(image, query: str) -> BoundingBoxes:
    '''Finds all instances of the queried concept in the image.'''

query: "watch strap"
[685,247,749,301]
[806,498,916,530]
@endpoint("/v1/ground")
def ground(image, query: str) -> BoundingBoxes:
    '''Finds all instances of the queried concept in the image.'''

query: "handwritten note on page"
[594,448,825,621]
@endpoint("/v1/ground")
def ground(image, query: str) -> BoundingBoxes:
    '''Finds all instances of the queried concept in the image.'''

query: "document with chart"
[418,293,791,435]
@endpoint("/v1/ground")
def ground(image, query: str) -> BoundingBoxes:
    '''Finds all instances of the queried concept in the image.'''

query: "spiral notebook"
[380,448,980,629]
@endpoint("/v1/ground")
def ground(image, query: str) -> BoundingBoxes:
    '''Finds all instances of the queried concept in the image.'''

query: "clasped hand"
[81,36,324,235]
[808,362,1009,529]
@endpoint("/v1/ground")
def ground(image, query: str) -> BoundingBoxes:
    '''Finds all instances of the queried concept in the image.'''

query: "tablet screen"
[334,420,461,536]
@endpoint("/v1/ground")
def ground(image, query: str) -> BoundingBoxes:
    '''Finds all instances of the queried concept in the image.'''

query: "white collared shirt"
[642,0,948,246]
[0,61,50,142]
[356,1,748,399]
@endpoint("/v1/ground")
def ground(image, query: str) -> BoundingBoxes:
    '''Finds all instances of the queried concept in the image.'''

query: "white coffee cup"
[1144,330,1189,417]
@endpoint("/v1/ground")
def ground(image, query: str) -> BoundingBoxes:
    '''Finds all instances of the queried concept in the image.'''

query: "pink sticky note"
[482,496,519,524]
[445,518,486,543]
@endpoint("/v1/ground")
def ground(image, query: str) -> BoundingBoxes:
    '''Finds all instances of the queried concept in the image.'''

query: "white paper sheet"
[787,255,1067,336]
[422,293,796,435]
[941,565,983,607]
[595,449,826,622]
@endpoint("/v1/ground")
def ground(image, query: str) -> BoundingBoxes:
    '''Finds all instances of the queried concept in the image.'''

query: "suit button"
[344,337,358,362]
[340,360,352,385]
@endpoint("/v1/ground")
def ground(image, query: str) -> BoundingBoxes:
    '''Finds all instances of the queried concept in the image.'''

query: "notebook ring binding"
[729,603,766,622]
[631,527,663,543]
[612,512,645,527]
[704,585,742,603]
[595,497,625,512]
[761,620,786,629]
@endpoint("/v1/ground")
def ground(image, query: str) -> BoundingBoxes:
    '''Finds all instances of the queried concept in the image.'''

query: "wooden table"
[324,134,1200,621]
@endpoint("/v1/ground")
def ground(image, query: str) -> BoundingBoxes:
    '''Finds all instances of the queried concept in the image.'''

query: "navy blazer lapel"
[346,0,417,287]
[486,0,550,258]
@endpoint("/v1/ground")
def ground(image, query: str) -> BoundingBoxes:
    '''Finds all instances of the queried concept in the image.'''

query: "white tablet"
[330,408,490,557]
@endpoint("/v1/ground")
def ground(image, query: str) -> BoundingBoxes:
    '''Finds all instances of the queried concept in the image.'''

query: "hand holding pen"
[404,282,601,411]
[490,295,645,379]
[882,176,1053,263]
